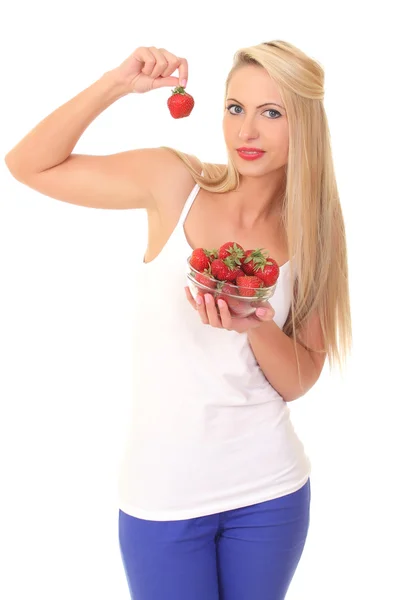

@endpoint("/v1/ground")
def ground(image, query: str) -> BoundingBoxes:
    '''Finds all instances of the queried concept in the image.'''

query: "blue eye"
[226,104,281,119]
[265,109,281,119]
[227,104,243,115]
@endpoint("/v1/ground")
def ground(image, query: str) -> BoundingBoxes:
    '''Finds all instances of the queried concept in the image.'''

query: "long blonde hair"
[162,40,352,374]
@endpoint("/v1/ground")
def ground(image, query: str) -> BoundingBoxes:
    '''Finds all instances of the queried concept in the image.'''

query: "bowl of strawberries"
[186,241,280,319]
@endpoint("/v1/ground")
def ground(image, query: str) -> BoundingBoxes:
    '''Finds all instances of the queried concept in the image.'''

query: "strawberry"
[255,258,280,287]
[189,248,216,272]
[218,282,238,296]
[218,242,245,266]
[194,271,217,289]
[242,248,269,275]
[167,86,195,119]
[216,282,251,317]
[232,268,246,282]
[211,259,242,282]
[236,275,265,297]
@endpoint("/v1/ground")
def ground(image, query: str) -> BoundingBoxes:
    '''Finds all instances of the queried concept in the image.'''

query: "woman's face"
[223,65,289,176]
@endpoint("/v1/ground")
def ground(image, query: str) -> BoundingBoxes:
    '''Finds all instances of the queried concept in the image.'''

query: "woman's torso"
[117,159,311,521]
[144,160,289,269]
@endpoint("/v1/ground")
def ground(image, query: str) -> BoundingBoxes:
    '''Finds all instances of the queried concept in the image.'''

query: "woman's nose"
[238,118,259,141]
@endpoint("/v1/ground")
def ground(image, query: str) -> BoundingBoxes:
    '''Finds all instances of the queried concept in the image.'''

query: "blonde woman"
[5,41,351,600]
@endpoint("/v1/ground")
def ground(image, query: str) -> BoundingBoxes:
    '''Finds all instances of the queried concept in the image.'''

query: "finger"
[159,49,186,81]
[152,76,180,89]
[138,47,158,76]
[176,56,189,87]
[204,294,221,328]
[196,294,210,325]
[150,50,188,89]
[217,299,233,330]
[147,47,169,80]
[184,286,197,310]
[255,303,275,321]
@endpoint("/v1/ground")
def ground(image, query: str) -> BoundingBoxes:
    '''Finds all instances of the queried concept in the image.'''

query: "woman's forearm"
[247,320,319,402]
[4,70,129,177]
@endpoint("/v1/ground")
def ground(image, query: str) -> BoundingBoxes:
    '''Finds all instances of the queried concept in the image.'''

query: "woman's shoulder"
[158,147,226,181]
[186,155,227,175]
[154,148,226,209]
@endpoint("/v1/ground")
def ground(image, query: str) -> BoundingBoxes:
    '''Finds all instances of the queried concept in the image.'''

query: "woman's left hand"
[184,287,275,334]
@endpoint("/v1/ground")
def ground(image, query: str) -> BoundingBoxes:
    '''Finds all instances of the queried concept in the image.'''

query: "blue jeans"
[118,478,311,600]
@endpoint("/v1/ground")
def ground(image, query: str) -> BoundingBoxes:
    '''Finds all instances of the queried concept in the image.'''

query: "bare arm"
[247,309,327,402]
[5,146,179,211]
[4,71,129,175]
[4,47,190,210]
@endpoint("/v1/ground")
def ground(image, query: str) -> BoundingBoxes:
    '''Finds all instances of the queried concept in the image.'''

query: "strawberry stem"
[171,86,187,95]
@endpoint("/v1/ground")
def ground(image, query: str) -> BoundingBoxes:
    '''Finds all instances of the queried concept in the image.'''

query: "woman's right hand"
[111,46,188,94]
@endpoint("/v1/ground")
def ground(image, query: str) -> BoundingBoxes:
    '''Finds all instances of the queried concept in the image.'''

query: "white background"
[1,1,399,598]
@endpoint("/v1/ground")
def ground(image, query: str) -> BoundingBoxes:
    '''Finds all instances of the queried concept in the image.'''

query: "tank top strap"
[176,170,203,228]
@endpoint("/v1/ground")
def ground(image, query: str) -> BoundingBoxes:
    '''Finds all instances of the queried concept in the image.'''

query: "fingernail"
[196,295,202,305]
[205,294,212,304]
[256,307,274,318]
[181,79,187,87]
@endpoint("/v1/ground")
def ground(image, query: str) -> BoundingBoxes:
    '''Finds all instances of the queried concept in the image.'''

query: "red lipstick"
[237,148,265,161]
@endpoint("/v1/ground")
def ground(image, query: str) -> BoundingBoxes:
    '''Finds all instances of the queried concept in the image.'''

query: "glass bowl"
[186,257,277,318]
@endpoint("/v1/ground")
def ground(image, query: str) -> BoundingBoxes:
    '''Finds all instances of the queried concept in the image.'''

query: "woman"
[5,41,352,600]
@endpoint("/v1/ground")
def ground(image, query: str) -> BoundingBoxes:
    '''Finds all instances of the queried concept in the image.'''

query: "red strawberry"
[194,271,217,289]
[256,258,280,287]
[216,282,237,306]
[232,268,246,282]
[216,283,250,317]
[211,259,242,282]
[236,275,265,297]
[242,248,269,275]
[218,242,245,266]
[167,86,195,119]
[218,282,238,296]
[189,248,216,272]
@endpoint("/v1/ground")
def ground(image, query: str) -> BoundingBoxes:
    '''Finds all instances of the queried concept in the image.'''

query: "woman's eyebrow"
[226,97,285,110]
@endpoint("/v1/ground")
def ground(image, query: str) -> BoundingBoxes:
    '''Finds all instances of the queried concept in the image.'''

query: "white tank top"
[117,177,311,520]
